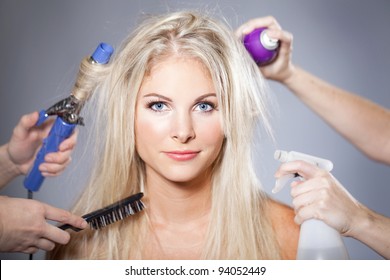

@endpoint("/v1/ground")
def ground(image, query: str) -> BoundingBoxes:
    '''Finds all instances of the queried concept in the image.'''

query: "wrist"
[344,203,374,239]
[281,64,300,88]
[0,144,23,186]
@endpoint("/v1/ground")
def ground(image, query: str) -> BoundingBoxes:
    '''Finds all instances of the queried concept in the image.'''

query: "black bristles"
[59,192,144,231]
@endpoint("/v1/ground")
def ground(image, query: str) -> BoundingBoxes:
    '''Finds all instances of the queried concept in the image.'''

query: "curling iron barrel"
[24,43,114,192]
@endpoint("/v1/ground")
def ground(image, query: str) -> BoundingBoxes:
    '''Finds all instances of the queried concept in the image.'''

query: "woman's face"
[135,56,224,184]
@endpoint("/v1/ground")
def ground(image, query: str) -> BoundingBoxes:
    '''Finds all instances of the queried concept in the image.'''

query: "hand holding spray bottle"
[23,43,114,192]
[274,150,349,259]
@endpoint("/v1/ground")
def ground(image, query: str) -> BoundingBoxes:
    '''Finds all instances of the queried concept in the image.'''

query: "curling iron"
[24,43,114,192]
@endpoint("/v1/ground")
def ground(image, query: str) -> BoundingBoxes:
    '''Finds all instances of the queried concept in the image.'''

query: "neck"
[145,170,212,224]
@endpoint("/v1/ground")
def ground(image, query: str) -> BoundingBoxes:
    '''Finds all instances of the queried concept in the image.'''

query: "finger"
[265,29,293,48]
[291,175,334,204]
[44,149,72,164]
[294,203,323,224]
[291,185,318,210]
[20,112,39,130]
[43,203,88,230]
[39,158,72,176]
[58,129,78,152]
[22,246,39,254]
[293,179,336,222]
[34,237,56,251]
[241,16,282,34]
[12,112,40,139]
[290,179,316,197]
[236,16,282,38]
[41,223,71,245]
[275,160,327,180]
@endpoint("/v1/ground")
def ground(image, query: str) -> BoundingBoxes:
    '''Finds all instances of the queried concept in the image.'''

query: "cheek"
[197,118,224,148]
[135,114,169,151]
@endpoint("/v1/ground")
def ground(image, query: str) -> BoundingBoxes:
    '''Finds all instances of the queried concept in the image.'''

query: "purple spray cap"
[91,42,114,64]
[243,27,279,66]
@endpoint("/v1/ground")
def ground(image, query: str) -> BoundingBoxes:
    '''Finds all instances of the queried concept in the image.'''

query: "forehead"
[139,56,215,95]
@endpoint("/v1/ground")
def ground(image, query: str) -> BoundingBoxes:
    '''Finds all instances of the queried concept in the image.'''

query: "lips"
[164,150,200,161]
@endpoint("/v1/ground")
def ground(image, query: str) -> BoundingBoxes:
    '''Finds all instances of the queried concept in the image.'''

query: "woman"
[49,10,298,259]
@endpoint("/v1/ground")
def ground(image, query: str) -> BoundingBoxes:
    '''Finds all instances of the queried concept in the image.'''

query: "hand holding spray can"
[274,150,349,259]
[23,43,114,192]
[243,27,279,66]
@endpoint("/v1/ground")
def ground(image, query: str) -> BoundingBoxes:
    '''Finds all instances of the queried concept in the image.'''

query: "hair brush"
[59,192,144,231]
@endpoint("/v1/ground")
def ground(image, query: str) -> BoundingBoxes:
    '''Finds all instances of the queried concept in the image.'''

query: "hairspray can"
[243,27,279,66]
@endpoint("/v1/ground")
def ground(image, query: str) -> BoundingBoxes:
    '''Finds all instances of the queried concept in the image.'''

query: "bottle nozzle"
[260,30,279,50]
[274,150,288,162]
[273,150,334,193]
[275,150,333,171]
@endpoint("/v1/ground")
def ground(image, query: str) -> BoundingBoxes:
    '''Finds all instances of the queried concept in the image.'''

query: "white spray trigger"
[272,173,296,193]
[273,150,333,194]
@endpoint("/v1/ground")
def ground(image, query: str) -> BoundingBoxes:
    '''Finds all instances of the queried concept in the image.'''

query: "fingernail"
[266,30,278,39]
[272,178,283,194]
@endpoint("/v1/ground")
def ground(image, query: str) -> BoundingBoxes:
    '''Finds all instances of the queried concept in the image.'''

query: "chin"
[163,168,209,184]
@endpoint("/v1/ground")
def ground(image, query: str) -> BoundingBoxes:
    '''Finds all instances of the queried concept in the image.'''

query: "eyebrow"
[195,93,217,103]
[142,93,172,102]
[142,93,217,103]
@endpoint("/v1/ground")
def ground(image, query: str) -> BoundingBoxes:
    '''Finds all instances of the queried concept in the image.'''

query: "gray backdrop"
[1,0,389,260]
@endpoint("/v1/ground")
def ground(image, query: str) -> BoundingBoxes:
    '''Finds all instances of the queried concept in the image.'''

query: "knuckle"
[20,114,30,125]
[291,198,300,209]
[24,247,38,254]
[31,201,46,216]
[295,160,305,169]
[58,211,72,224]
[266,15,276,23]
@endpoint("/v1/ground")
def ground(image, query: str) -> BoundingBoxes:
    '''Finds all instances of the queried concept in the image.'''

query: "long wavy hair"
[49,10,281,259]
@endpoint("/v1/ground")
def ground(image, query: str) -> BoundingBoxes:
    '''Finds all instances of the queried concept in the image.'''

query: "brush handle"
[24,116,76,192]
[58,223,83,232]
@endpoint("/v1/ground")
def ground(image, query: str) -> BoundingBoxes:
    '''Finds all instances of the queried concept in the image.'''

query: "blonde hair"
[50,10,280,259]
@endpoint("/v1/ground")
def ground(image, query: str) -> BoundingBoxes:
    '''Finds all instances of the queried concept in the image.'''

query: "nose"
[170,110,195,143]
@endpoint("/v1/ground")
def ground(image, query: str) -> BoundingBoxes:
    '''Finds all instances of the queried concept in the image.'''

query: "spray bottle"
[273,150,349,259]
[243,27,279,66]
[23,43,114,192]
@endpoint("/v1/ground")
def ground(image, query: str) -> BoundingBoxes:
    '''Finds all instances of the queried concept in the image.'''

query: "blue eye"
[195,102,214,112]
[149,102,167,112]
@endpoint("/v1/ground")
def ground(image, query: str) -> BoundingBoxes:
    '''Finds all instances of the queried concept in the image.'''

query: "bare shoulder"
[267,199,300,259]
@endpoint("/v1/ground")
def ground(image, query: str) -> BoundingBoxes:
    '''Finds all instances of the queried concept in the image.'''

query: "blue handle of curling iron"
[24,116,76,192]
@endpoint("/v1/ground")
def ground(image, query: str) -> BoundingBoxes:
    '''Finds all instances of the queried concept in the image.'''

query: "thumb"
[17,112,39,135]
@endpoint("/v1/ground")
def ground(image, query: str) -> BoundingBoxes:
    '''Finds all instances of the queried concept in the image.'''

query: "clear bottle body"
[297,219,349,259]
